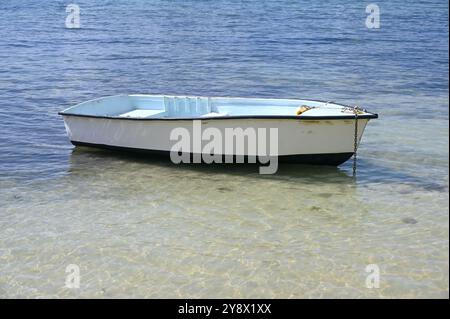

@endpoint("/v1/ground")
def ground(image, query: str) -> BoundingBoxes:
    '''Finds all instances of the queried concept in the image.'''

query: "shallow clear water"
[0,0,448,298]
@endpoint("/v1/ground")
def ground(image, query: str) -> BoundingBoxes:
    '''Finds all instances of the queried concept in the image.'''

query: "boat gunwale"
[58,95,378,120]
[58,112,378,120]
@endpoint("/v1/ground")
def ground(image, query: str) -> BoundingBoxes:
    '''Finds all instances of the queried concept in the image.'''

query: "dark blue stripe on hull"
[71,141,354,166]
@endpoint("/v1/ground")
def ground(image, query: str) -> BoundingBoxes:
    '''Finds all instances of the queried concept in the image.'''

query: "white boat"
[59,94,377,166]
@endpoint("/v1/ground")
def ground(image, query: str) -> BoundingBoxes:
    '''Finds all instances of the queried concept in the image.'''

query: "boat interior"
[61,94,374,119]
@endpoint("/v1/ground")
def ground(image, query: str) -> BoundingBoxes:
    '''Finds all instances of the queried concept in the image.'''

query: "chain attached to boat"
[352,106,360,177]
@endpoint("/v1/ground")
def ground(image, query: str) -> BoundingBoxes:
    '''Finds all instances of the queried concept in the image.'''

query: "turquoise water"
[0,0,448,298]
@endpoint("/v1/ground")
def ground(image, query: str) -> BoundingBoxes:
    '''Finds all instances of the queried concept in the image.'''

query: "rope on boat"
[353,106,359,177]
[296,105,312,115]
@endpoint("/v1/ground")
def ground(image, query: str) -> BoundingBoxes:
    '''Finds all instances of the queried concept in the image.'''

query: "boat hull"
[71,140,354,166]
[62,115,369,166]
